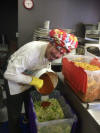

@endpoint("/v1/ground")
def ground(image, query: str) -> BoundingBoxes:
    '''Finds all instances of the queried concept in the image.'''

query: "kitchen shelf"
[0,47,8,52]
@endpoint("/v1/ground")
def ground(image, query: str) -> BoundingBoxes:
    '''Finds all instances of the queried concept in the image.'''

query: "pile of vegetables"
[74,61,100,71]
[34,98,64,122]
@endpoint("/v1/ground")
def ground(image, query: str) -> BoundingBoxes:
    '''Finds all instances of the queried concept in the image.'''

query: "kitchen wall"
[18,0,100,46]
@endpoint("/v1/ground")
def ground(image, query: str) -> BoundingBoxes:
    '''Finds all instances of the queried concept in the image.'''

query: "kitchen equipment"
[76,45,85,55]
[29,90,77,133]
[33,27,50,41]
[35,68,58,95]
[44,20,50,29]
[62,55,100,102]
[85,44,100,57]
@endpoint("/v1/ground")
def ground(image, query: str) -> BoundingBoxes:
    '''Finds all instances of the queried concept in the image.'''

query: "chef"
[4,29,78,133]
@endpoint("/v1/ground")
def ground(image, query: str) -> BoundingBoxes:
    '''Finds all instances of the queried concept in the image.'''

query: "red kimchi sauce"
[41,101,51,108]
[39,73,54,95]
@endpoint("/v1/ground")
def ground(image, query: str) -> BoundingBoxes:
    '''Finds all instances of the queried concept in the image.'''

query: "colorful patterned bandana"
[49,29,78,54]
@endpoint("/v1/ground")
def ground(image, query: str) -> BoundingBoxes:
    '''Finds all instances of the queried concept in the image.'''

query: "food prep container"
[62,55,100,102]
[28,90,77,133]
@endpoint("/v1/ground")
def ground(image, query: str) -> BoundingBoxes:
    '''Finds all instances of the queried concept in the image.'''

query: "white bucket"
[35,68,58,95]
[35,68,54,78]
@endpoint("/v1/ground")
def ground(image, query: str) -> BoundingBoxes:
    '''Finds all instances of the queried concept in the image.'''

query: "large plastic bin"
[28,90,77,133]
[62,55,100,102]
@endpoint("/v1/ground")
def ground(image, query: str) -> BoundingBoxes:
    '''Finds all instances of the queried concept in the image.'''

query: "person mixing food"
[4,29,78,133]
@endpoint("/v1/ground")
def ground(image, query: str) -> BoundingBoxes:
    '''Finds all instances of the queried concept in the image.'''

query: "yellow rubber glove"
[29,77,43,89]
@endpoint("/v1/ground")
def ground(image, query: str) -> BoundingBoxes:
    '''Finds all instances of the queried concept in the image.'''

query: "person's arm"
[4,70,43,89]
[4,70,32,84]
[4,51,43,88]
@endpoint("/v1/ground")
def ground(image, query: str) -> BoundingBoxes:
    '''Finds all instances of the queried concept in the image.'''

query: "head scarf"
[49,29,78,54]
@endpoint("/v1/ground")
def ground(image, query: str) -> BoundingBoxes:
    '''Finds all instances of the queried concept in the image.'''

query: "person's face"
[45,43,64,61]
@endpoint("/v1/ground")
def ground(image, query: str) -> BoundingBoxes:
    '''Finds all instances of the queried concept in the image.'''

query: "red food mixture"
[41,101,51,108]
[39,73,54,95]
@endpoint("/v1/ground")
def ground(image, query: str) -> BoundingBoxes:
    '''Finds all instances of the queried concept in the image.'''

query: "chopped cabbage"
[34,98,64,122]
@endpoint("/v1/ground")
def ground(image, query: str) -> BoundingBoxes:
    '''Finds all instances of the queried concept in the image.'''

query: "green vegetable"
[34,98,64,122]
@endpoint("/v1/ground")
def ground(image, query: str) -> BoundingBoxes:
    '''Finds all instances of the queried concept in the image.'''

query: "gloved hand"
[29,77,43,89]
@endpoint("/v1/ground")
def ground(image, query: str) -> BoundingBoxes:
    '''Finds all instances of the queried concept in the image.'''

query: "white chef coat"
[4,41,51,95]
